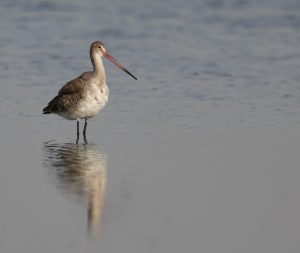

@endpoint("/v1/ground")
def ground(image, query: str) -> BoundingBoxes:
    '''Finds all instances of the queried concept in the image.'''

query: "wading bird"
[43,41,137,142]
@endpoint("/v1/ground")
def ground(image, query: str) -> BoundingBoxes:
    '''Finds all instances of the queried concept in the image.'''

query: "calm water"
[1,0,300,252]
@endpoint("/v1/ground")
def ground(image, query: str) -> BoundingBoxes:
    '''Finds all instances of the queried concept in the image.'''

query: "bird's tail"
[43,95,59,114]
[43,103,54,114]
[43,107,52,114]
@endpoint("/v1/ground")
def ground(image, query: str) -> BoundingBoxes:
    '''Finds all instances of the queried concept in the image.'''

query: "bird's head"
[90,41,137,80]
[91,41,107,57]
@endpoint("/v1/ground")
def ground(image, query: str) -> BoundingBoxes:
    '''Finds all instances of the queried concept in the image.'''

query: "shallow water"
[1,0,300,252]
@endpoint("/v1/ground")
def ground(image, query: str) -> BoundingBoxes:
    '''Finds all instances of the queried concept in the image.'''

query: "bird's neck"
[91,53,106,84]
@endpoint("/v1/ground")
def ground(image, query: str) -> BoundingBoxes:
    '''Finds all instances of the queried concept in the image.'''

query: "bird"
[43,41,137,142]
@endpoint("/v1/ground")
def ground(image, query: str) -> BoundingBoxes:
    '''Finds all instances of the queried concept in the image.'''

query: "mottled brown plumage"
[43,74,88,115]
[43,41,137,141]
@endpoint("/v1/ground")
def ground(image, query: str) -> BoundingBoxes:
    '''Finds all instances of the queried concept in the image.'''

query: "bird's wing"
[58,76,86,96]
[43,74,89,114]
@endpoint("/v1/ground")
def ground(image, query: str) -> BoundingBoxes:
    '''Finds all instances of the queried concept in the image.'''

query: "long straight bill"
[104,53,137,80]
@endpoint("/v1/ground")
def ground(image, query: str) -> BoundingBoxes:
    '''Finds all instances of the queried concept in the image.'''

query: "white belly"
[72,84,109,120]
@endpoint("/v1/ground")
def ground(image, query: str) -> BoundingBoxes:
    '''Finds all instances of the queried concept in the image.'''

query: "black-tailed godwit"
[43,41,137,141]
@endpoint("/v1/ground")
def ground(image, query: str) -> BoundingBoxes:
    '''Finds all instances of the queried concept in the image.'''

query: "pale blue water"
[0,0,300,252]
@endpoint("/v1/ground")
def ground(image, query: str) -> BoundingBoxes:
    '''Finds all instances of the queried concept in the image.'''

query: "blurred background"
[0,0,300,252]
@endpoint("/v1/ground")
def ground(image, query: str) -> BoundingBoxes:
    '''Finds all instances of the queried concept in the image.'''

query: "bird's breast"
[76,83,109,119]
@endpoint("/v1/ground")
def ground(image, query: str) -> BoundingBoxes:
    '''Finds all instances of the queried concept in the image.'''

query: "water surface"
[0,0,300,252]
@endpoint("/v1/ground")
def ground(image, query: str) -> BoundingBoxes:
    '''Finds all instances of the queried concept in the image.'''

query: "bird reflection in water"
[43,141,107,237]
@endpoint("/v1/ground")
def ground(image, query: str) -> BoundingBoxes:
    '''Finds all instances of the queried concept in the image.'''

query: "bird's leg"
[83,118,88,137]
[83,118,88,144]
[76,119,80,144]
